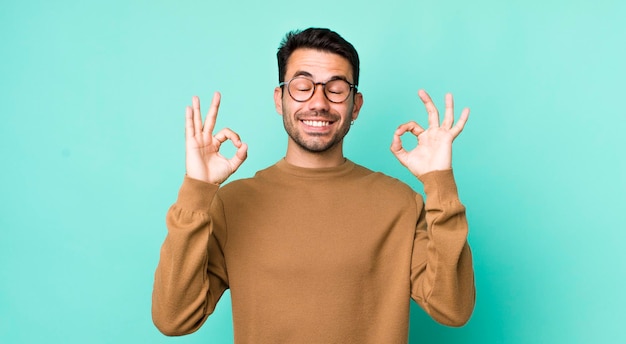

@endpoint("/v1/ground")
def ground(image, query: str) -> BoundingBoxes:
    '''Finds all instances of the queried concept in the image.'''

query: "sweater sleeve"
[152,176,230,336]
[410,169,476,326]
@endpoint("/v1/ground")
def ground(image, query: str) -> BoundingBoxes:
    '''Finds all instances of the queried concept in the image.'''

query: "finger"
[390,132,408,161]
[418,89,439,128]
[192,96,202,137]
[450,107,470,138]
[185,106,194,139]
[441,93,454,129]
[391,122,424,165]
[213,127,243,147]
[214,128,248,171]
[203,92,221,136]
[229,142,248,172]
[395,121,425,138]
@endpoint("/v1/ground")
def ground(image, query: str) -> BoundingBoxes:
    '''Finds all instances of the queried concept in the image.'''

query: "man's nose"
[307,84,331,111]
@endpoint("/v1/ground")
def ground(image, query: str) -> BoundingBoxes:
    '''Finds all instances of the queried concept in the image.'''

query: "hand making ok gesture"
[185,92,248,185]
[390,90,469,178]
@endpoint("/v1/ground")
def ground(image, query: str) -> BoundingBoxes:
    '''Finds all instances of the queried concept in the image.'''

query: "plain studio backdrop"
[1,0,624,343]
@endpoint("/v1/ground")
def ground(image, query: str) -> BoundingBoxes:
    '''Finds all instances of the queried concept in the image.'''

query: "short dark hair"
[277,28,360,86]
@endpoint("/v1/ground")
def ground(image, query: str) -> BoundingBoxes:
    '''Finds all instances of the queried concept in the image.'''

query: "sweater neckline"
[275,158,356,179]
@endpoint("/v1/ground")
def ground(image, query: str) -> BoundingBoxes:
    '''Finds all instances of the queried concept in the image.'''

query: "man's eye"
[327,81,349,94]
[291,80,313,91]
[327,86,346,94]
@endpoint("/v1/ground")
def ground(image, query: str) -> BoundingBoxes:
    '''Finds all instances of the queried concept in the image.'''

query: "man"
[152,28,475,343]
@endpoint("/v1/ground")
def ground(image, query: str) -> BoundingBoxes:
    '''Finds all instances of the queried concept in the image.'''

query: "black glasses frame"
[278,77,358,103]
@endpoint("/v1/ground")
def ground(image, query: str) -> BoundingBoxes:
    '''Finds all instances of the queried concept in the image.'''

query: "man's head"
[277,28,360,86]
[274,28,363,158]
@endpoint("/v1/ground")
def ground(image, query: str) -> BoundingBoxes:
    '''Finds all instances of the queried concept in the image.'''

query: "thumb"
[390,135,408,162]
[229,143,248,172]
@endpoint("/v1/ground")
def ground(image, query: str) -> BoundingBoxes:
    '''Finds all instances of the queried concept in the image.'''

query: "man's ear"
[274,87,283,115]
[352,92,363,121]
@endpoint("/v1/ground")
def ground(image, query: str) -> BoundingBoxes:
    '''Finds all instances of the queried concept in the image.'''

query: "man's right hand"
[185,92,248,185]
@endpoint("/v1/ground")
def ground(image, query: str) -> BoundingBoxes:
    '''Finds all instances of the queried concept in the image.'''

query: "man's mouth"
[302,120,332,127]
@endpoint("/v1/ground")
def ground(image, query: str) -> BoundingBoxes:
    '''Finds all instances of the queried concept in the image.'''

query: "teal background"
[1,0,625,343]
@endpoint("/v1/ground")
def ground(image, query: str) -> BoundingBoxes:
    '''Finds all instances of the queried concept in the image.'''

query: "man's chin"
[295,138,339,153]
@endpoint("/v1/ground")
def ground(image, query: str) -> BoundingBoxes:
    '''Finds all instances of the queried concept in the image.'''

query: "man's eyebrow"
[292,71,313,78]
[291,71,352,83]
[328,75,350,83]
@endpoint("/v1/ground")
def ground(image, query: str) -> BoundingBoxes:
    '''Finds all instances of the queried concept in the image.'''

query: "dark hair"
[277,28,360,86]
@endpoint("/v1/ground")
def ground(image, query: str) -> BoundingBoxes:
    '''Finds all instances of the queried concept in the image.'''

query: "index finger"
[418,89,440,129]
[394,121,424,137]
[203,92,221,135]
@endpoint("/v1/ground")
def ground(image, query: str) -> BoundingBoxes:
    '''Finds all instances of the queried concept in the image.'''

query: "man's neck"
[284,141,346,168]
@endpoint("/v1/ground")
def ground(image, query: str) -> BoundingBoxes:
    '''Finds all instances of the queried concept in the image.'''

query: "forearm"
[411,169,476,326]
[152,177,226,335]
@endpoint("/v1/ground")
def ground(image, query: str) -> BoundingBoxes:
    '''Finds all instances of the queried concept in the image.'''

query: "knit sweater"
[152,159,475,343]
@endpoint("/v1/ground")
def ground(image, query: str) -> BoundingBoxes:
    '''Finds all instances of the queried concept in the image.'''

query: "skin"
[184,93,248,185]
[183,49,469,184]
[273,48,364,168]
[391,90,470,177]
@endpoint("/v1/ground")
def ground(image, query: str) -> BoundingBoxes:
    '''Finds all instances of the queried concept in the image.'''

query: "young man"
[152,28,475,343]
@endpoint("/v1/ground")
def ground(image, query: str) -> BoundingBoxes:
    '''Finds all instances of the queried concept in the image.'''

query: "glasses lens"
[288,78,315,102]
[324,80,351,103]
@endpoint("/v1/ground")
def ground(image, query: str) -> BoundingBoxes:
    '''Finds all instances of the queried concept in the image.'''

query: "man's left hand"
[390,90,469,177]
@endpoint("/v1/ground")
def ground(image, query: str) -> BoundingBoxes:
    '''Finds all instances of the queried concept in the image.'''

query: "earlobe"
[274,87,284,115]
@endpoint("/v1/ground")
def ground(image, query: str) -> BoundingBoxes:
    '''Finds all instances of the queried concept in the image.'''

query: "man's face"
[274,48,363,153]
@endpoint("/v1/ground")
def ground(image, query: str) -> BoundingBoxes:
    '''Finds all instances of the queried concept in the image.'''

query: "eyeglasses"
[279,77,357,103]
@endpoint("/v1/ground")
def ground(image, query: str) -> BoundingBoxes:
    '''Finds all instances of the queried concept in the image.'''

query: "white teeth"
[303,120,330,127]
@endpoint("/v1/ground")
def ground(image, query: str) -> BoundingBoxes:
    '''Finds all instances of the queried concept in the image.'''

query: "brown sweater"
[152,159,475,343]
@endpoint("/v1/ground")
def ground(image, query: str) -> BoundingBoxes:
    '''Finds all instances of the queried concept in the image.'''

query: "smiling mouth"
[302,120,332,127]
